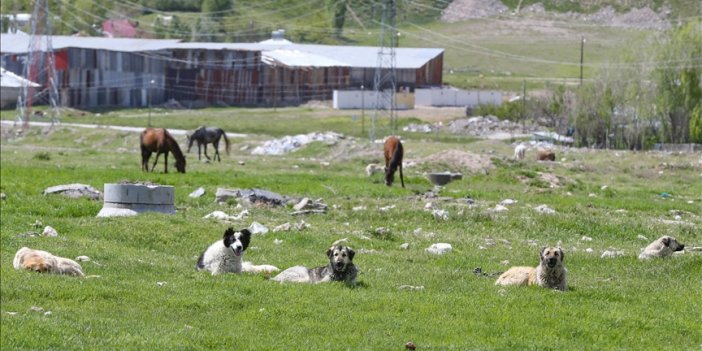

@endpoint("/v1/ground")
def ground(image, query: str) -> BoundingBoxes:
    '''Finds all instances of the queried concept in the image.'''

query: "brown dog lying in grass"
[495,247,567,291]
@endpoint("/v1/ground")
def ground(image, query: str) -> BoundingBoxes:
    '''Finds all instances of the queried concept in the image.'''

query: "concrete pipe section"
[97,183,175,217]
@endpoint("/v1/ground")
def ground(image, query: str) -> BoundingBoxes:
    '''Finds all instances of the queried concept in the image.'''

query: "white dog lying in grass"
[196,227,279,275]
[638,235,685,260]
[13,247,85,277]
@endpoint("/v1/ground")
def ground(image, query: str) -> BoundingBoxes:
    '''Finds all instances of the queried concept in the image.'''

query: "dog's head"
[540,247,564,269]
[660,236,685,252]
[222,228,251,257]
[23,255,50,273]
[326,245,355,273]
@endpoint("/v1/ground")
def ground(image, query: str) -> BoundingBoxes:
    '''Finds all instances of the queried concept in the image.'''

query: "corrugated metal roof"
[1,33,443,69]
[173,42,443,69]
[0,33,181,53]
[0,67,39,87]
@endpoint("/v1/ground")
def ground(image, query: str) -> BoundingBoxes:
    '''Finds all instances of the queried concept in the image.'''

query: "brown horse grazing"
[384,136,405,188]
[140,128,186,173]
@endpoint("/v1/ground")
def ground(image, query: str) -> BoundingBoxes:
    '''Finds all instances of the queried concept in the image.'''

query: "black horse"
[186,126,231,162]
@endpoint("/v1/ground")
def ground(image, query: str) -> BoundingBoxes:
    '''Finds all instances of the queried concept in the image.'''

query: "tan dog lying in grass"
[13,247,85,277]
[638,235,685,260]
[495,247,567,291]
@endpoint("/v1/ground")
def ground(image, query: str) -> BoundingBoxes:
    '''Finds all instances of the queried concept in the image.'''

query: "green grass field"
[1,108,701,350]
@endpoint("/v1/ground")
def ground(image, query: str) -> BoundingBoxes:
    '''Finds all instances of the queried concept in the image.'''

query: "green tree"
[202,0,232,18]
[653,20,702,143]
[330,0,347,38]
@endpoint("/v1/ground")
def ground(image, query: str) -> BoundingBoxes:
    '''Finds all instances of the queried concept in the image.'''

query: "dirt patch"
[414,149,494,173]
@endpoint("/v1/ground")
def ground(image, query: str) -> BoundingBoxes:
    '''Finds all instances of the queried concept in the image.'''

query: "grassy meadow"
[1,107,701,350]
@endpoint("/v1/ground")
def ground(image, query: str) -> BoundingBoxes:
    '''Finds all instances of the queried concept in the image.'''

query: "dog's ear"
[222,227,236,246]
[326,246,334,259]
[347,247,355,261]
[558,248,564,261]
[662,237,670,247]
[239,229,252,249]
[540,246,547,259]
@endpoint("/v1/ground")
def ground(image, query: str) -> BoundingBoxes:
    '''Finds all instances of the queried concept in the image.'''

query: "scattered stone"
[379,204,396,212]
[5,312,17,316]
[534,204,556,214]
[399,285,424,291]
[294,220,310,231]
[374,227,390,235]
[293,198,310,211]
[601,185,609,190]
[215,188,286,207]
[0,192,5,200]
[581,236,593,241]
[30,306,44,313]
[290,209,326,216]
[585,248,594,253]
[500,199,517,205]
[203,210,249,222]
[273,223,291,232]
[43,183,101,200]
[636,235,649,241]
[405,341,417,350]
[425,243,452,255]
[189,187,205,198]
[248,222,269,235]
[273,239,284,245]
[238,161,245,165]
[615,209,628,213]
[352,205,367,211]
[500,260,510,265]
[156,281,167,287]
[492,204,509,212]
[44,311,52,317]
[75,256,90,262]
[432,209,449,221]
[484,238,496,246]
[601,249,625,258]
[400,243,410,250]
[413,228,423,236]
[42,226,58,237]
[588,193,597,197]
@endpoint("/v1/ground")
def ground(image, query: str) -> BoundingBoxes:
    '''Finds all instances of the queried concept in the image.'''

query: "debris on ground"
[534,204,556,214]
[601,249,625,258]
[215,188,289,207]
[43,183,101,200]
[251,132,344,155]
[203,210,249,222]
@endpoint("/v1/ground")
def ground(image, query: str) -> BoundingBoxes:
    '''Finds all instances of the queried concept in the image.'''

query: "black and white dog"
[197,227,279,275]
[271,245,358,285]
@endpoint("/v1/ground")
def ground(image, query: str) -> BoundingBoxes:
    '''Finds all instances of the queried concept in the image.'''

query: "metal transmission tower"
[370,0,397,141]
[17,0,61,127]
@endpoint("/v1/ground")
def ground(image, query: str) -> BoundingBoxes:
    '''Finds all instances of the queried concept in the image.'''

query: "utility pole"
[371,0,397,141]
[579,36,585,86]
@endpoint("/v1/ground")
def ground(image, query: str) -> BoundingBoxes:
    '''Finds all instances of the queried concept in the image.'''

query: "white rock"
[75,255,90,262]
[189,187,205,198]
[581,236,593,241]
[273,239,284,245]
[379,205,396,212]
[399,285,424,291]
[500,260,510,265]
[399,243,410,250]
[42,226,58,237]
[492,204,509,212]
[588,193,597,197]
[585,248,594,253]
[500,199,517,205]
[601,249,625,258]
[636,235,649,241]
[156,282,167,287]
[352,206,367,211]
[432,209,449,221]
[248,222,269,235]
[674,215,682,221]
[273,222,291,232]
[203,210,249,221]
[425,243,452,255]
[534,204,556,214]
